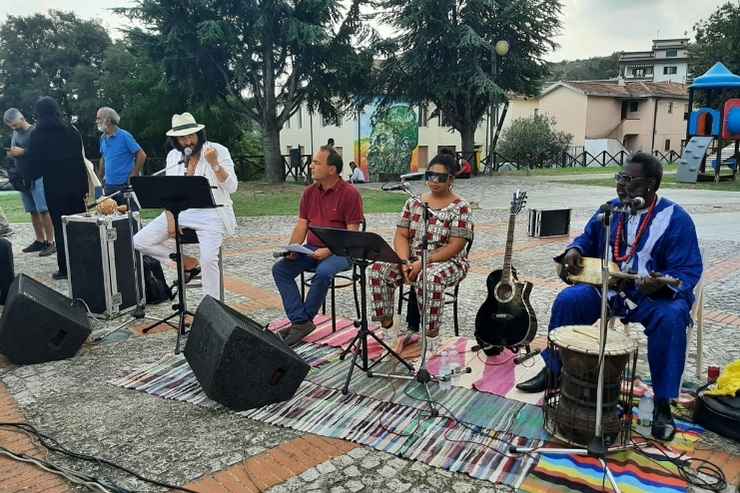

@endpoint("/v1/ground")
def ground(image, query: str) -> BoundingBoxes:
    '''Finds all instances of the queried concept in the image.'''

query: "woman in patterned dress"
[369,149,474,339]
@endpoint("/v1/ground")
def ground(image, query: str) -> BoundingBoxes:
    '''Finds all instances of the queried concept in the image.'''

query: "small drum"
[544,324,637,447]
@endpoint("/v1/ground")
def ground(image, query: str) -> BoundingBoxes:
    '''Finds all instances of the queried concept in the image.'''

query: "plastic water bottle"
[639,391,654,428]
[439,350,451,390]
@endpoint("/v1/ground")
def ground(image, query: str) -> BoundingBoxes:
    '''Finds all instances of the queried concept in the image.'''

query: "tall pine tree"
[373,0,562,161]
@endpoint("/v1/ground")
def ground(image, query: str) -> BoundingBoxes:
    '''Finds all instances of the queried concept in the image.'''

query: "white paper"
[280,244,315,255]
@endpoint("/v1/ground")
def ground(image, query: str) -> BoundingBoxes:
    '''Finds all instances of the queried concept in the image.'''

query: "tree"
[548,53,620,81]
[0,11,111,143]
[496,113,572,168]
[690,2,740,77]
[373,0,562,161]
[121,0,373,182]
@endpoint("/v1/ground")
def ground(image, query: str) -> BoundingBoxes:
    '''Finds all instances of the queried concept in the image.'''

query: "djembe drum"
[543,324,638,447]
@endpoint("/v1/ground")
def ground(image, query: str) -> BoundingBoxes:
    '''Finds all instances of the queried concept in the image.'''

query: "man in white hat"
[133,113,238,300]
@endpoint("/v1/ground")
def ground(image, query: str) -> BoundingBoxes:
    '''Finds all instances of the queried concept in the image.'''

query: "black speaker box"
[184,296,310,411]
[0,274,91,365]
[0,238,13,305]
[528,208,571,237]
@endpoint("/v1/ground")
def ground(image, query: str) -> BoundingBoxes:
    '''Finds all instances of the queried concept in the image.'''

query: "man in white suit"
[133,112,238,299]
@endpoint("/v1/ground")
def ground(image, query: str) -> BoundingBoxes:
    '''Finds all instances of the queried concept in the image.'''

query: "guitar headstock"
[510,190,527,215]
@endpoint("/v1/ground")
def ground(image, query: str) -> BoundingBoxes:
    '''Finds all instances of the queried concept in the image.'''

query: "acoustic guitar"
[474,190,537,356]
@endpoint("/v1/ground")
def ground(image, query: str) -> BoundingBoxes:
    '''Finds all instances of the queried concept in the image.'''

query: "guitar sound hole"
[494,282,514,303]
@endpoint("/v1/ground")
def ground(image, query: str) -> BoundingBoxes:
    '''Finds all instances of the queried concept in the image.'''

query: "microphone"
[381,182,410,192]
[629,196,645,209]
[272,251,290,258]
[400,171,425,181]
[178,147,193,164]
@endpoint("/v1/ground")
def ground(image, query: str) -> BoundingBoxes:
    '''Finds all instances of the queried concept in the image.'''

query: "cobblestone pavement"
[1,175,739,492]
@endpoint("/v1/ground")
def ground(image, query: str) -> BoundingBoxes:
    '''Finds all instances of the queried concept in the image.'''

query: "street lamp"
[487,39,509,170]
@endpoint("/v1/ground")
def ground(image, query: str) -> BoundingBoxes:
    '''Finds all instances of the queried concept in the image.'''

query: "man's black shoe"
[22,240,46,253]
[516,367,552,393]
[52,271,67,280]
[651,399,676,441]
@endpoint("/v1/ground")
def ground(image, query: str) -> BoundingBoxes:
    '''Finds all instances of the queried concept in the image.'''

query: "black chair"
[299,219,366,332]
[396,235,473,337]
[179,228,225,301]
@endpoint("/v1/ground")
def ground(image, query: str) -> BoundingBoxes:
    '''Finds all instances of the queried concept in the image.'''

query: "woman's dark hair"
[34,96,64,130]
[168,129,208,155]
[627,151,663,189]
[428,148,459,175]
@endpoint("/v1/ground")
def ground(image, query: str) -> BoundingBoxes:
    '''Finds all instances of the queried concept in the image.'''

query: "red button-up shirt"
[299,178,364,247]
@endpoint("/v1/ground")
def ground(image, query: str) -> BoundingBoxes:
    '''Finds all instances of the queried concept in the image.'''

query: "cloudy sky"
[0,0,730,62]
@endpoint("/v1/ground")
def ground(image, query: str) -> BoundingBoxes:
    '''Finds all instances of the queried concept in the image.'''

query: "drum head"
[549,324,635,356]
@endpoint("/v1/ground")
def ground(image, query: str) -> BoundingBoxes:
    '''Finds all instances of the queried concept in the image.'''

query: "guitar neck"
[502,212,516,283]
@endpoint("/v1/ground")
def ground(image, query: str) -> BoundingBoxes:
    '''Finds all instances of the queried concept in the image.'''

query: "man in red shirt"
[272,146,364,345]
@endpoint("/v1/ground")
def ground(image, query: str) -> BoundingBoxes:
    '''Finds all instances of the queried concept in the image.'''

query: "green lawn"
[0,182,408,223]
[551,173,740,191]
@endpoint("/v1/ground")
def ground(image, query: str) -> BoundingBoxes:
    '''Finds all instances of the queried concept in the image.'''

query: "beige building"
[537,80,689,154]
[278,80,687,177]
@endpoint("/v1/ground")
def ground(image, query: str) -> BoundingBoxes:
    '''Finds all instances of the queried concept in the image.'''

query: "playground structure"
[677,62,740,183]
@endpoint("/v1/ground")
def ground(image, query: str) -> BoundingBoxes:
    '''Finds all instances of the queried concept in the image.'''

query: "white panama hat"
[166,112,206,137]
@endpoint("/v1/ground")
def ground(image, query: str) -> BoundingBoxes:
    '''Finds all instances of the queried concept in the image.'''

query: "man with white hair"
[3,108,55,254]
[96,106,147,205]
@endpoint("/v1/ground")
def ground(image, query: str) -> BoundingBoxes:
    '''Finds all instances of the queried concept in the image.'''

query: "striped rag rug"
[111,350,544,488]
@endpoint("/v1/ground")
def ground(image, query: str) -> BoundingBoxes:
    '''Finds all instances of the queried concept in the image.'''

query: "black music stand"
[131,176,218,354]
[310,227,415,394]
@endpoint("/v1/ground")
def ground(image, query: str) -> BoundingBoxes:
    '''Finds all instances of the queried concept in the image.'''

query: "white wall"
[653,62,689,83]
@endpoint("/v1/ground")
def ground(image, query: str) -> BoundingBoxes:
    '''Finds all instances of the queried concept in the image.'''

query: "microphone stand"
[372,180,471,417]
[510,205,632,492]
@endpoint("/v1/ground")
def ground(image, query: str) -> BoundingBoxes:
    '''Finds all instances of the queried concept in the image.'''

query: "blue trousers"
[272,247,351,324]
[542,284,690,400]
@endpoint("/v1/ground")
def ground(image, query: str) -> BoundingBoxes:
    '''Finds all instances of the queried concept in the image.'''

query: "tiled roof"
[561,80,688,99]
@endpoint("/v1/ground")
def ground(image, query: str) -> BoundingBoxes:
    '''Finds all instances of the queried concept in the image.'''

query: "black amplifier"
[528,208,571,237]
[62,213,144,318]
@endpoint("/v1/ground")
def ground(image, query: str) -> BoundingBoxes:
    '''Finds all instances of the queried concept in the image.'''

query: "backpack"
[142,255,173,304]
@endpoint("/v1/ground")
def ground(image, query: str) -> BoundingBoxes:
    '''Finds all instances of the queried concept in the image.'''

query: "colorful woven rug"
[269,316,546,405]
[519,447,688,493]
[111,351,544,488]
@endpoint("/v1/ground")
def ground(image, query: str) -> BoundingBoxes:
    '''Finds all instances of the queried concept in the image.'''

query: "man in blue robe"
[517,152,703,441]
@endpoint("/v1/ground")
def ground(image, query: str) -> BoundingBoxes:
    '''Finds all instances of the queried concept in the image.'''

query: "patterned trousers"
[369,260,467,337]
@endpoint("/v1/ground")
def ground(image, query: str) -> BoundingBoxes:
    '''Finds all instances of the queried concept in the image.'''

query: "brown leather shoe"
[283,320,316,347]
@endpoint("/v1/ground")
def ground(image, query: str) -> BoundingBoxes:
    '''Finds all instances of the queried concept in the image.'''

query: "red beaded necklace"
[612,196,658,263]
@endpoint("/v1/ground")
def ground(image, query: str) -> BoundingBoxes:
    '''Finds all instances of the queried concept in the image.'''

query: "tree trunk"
[460,124,477,172]
[263,121,283,183]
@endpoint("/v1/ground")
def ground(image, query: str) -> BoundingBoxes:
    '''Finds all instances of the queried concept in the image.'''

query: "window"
[439,111,452,127]
[668,102,673,114]
[629,101,639,113]
[663,66,678,75]
[533,108,539,116]
[632,67,645,78]
[666,48,678,57]
[664,139,671,151]
[297,108,302,129]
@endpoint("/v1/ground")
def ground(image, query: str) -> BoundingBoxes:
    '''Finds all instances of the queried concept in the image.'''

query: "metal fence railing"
[481,149,681,174]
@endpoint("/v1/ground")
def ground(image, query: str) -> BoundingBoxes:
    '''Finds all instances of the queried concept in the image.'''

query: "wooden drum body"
[543,324,638,448]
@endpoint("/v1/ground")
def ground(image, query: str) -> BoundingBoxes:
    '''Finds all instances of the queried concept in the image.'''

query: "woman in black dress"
[25,97,88,279]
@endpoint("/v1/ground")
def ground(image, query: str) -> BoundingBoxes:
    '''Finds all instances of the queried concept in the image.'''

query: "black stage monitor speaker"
[0,274,91,365]
[184,296,310,411]
[528,208,571,237]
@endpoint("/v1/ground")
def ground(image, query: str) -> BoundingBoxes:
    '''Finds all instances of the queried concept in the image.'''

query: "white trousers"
[133,209,225,299]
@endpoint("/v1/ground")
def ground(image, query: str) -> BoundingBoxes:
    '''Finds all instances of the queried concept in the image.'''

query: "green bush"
[497,114,573,168]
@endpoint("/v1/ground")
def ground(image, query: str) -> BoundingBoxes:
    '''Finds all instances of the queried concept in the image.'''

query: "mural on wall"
[355,101,419,179]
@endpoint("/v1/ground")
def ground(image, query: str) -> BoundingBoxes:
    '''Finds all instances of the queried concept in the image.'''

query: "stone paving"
[1,174,739,492]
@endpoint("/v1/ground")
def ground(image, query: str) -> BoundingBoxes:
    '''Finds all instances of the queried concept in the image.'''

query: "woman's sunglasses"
[425,171,450,183]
